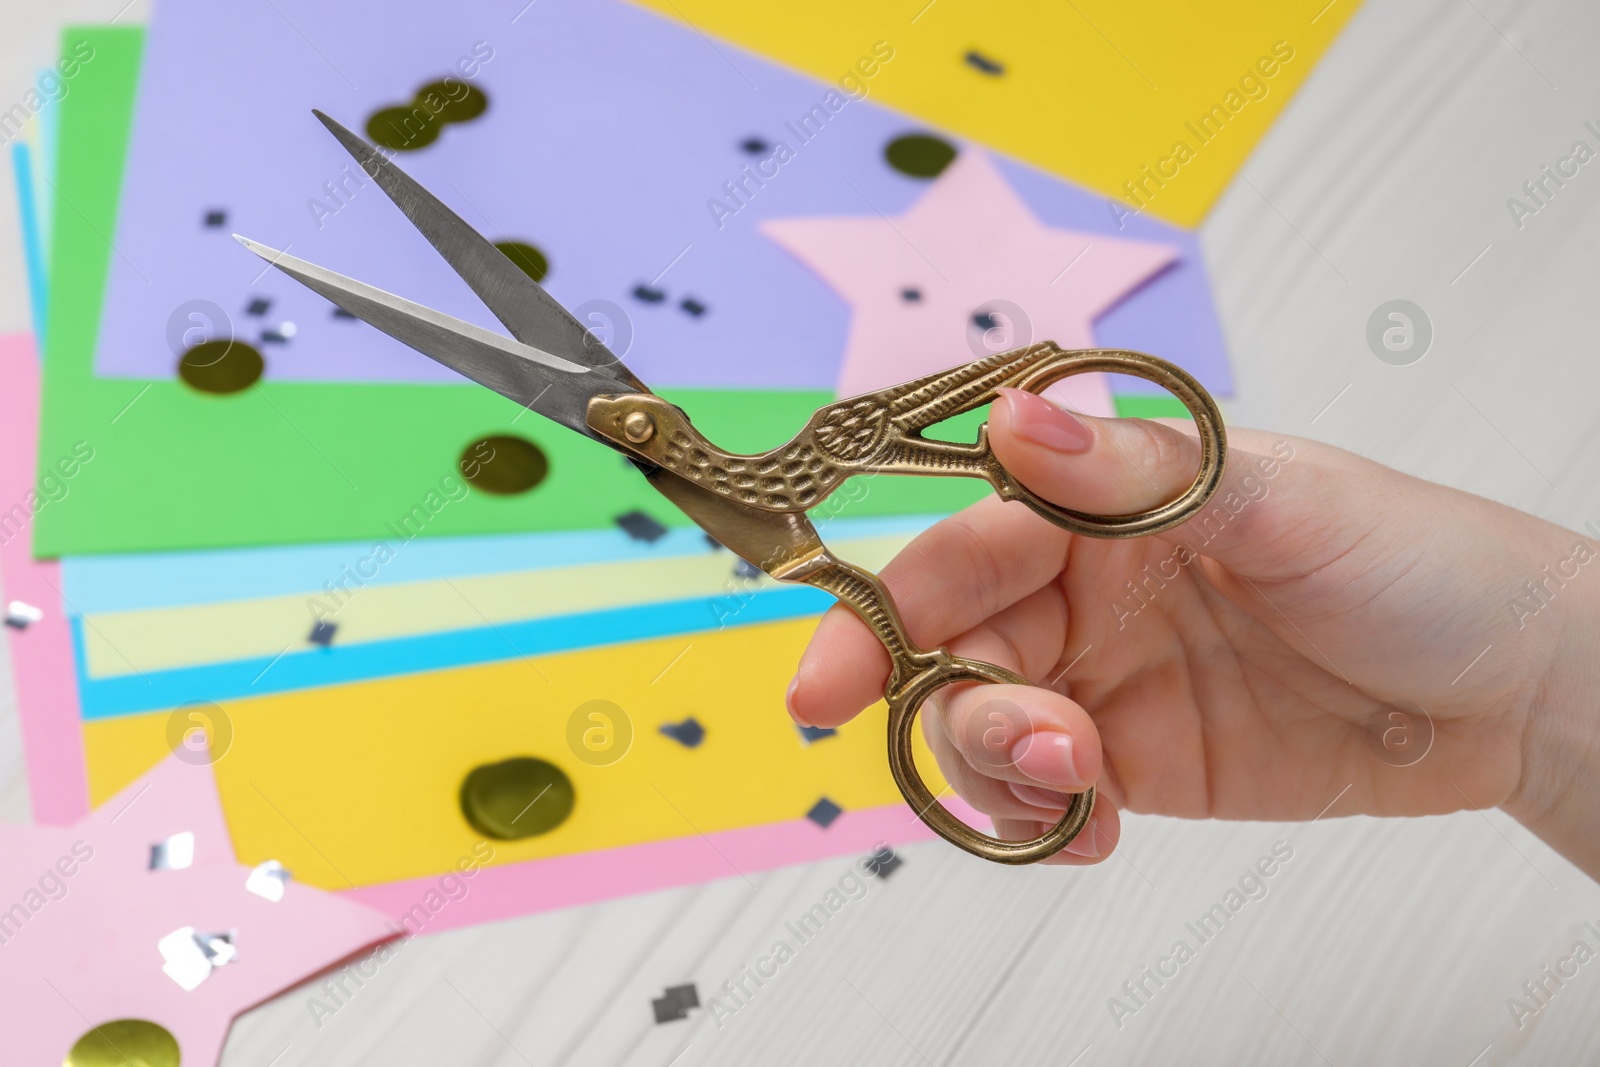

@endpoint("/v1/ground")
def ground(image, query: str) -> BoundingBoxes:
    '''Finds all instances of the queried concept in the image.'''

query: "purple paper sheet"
[93,0,1230,394]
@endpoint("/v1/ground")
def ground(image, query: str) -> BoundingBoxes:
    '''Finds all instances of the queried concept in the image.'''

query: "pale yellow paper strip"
[81,531,917,677]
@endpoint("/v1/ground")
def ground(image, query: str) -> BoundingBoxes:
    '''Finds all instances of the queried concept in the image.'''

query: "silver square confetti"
[245,859,292,902]
[149,831,195,871]
[158,927,237,991]
[3,600,43,629]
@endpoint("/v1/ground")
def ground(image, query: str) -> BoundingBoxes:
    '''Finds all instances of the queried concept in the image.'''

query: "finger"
[788,603,884,728]
[919,742,1077,823]
[918,683,1089,823]
[991,387,1204,514]
[990,391,1351,581]
[993,796,1120,866]
[789,526,1068,727]
[933,753,1092,824]
[932,659,1102,792]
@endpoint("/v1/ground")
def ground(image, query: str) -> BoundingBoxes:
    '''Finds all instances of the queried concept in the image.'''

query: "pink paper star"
[761,150,1181,414]
[0,752,396,1065]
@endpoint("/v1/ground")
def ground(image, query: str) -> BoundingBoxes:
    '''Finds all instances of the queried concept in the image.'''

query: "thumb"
[989,387,1335,580]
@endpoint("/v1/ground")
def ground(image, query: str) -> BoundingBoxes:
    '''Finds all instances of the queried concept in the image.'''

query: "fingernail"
[1009,782,1071,811]
[1008,731,1085,790]
[786,675,811,727]
[996,387,1093,454]
[1063,817,1101,858]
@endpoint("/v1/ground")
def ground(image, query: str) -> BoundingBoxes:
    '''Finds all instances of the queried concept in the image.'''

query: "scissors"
[237,112,1227,864]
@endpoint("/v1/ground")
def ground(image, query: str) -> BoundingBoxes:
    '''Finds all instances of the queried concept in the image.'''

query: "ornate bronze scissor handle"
[588,345,1226,863]
[778,550,1096,863]
[589,343,1227,539]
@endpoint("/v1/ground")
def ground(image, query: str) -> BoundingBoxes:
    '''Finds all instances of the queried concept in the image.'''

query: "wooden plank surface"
[2,1,1599,1063]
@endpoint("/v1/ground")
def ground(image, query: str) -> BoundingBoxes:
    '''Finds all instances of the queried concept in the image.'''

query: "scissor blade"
[235,236,634,437]
[311,110,647,392]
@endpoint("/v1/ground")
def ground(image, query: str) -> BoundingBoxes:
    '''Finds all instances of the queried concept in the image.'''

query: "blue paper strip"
[12,142,47,349]
[76,584,836,719]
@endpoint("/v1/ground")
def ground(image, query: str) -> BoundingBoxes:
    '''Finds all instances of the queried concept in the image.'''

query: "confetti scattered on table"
[459,757,576,840]
[964,50,1004,75]
[458,434,548,495]
[864,844,902,879]
[159,927,239,991]
[806,797,843,828]
[176,340,263,394]
[364,78,489,152]
[615,510,669,543]
[67,1019,181,1066]
[659,717,706,748]
[652,983,700,1023]
[493,240,549,284]
[883,132,958,179]
[4,599,43,629]
[149,831,195,871]
[245,860,292,903]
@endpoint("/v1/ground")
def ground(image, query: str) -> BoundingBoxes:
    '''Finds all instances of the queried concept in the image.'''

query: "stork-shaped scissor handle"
[588,343,1226,540]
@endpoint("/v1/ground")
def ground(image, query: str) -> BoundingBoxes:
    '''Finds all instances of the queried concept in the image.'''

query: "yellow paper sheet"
[84,618,943,888]
[632,0,1360,224]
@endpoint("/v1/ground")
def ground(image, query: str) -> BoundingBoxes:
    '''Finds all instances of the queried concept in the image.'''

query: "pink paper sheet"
[0,332,90,824]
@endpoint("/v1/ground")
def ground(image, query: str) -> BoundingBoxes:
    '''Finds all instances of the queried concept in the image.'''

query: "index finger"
[789,494,1069,728]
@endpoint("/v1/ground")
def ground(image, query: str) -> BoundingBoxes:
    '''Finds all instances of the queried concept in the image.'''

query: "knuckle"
[1125,420,1194,486]
[957,776,1028,819]
[923,730,1013,810]
[933,515,1007,620]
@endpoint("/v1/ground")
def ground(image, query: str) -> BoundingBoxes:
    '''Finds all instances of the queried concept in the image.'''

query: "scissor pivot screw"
[622,411,656,444]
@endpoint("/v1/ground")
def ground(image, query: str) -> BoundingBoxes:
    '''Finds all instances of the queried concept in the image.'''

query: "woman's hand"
[788,388,1600,875]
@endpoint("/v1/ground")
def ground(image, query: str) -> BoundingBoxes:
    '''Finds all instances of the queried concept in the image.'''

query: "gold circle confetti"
[177,339,264,394]
[460,757,575,839]
[884,133,958,179]
[492,240,549,284]
[458,434,549,495]
[66,1019,180,1067]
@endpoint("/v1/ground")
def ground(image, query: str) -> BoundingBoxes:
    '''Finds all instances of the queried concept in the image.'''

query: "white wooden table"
[3,1,1598,1063]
